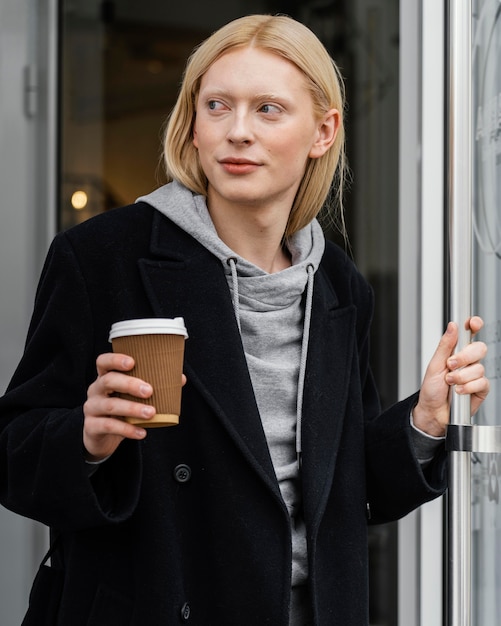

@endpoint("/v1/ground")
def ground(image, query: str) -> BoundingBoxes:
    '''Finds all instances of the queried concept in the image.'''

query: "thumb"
[427,322,458,375]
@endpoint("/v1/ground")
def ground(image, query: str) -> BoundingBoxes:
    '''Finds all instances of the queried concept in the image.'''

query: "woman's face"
[193,46,336,218]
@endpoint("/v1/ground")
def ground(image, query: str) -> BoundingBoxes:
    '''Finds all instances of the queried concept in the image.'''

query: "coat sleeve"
[364,392,447,524]
[0,232,142,531]
[352,265,447,524]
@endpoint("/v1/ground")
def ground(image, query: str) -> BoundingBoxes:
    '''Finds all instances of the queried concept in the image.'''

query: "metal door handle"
[446,424,501,454]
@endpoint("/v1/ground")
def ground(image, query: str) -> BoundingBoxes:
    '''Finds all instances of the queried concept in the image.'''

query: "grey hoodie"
[138,181,324,621]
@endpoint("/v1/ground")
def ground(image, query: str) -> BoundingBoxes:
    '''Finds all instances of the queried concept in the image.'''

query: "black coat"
[0,203,446,625]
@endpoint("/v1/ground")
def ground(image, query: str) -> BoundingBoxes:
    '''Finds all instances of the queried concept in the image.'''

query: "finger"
[96,352,135,377]
[447,341,487,371]
[454,375,490,398]
[446,362,485,386]
[182,374,187,387]
[85,414,147,440]
[425,322,458,375]
[91,370,153,400]
[85,393,156,421]
[470,379,491,415]
[465,315,484,335]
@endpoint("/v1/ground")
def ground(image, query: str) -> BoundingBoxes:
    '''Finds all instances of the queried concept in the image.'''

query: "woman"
[0,15,489,626]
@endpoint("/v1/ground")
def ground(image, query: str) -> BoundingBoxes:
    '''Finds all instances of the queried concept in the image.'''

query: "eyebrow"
[199,87,291,104]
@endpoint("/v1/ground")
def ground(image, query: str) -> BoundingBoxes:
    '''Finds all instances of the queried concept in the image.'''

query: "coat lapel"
[137,212,283,503]
[300,266,357,530]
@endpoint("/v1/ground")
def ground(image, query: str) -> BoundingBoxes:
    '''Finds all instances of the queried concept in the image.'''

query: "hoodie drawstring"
[296,264,314,470]
[227,257,241,332]
[226,257,315,473]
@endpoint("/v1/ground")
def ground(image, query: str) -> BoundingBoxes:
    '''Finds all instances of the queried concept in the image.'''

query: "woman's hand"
[83,353,155,461]
[412,316,489,437]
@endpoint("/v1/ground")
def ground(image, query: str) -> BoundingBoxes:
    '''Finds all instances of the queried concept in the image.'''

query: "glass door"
[472,0,501,623]
[447,0,501,624]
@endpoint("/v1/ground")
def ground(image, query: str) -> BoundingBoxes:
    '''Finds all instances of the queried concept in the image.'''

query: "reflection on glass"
[71,190,88,210]
[59,1,213,230]
[472,0,501,623]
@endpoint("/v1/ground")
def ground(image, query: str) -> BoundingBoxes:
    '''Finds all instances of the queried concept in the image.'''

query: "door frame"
[398,1,446,625]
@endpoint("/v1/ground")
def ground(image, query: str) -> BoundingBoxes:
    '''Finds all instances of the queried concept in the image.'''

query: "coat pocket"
[87,584,133,626]
[21,564,64,626]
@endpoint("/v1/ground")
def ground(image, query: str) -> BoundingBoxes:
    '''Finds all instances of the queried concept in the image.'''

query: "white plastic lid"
[109,317,188,341]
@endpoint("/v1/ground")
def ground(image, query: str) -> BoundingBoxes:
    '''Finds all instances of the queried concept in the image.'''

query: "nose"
[226,110,253,144]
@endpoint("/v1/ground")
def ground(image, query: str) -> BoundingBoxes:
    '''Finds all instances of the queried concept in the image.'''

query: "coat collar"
[138,209,356,525]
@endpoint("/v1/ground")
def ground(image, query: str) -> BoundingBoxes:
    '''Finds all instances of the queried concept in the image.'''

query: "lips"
[219,157,261,175]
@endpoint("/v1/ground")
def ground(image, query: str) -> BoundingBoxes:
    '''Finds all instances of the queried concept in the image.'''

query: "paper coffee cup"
[109,318,188,428]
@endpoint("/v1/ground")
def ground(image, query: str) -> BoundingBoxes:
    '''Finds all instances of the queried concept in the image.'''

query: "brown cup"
[109,318,188,427]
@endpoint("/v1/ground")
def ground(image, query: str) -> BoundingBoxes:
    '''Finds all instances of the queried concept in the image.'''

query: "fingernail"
[135,428,146,438]
[448,359,458,369]
[446,373,454,384]
[122,357,133,368]
[142,406,155,417]
[140,384,152,397]
[446,322,455,334]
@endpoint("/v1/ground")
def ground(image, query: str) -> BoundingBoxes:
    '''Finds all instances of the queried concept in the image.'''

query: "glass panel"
[343,3,399,626]
[58,1,399,623]
[59,0,269,230]
[472,453,501,623]
[472,1,501,624]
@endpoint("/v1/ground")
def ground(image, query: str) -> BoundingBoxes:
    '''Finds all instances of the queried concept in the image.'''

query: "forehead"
[199,47,309,94]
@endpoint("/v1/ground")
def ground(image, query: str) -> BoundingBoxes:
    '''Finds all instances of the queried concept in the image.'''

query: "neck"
[207,197,292,273]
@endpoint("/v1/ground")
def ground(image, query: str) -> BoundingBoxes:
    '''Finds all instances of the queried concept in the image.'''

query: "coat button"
[174,464,192,483]
[180,602,191,621]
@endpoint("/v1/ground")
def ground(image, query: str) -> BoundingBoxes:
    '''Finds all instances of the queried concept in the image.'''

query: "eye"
[207,99,226,111]
[259,103,281,115]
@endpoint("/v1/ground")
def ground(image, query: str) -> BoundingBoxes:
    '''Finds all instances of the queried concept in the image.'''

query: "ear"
[192,118,199,149]
[309,108,340,159]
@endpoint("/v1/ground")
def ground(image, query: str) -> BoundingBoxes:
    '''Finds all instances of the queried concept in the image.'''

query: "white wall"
[0,0,55,623]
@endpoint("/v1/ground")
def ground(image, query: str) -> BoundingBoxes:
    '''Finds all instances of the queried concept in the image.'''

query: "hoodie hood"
[136,181,325,286]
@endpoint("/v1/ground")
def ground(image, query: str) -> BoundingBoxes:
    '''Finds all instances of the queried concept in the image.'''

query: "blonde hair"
[163,14,347,238]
